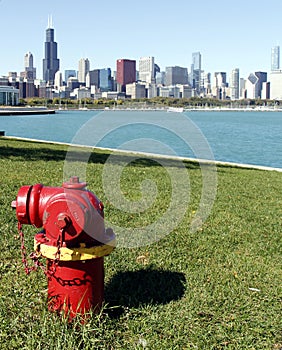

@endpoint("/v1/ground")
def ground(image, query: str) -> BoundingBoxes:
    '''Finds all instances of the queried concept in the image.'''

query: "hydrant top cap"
[63,176,87,190]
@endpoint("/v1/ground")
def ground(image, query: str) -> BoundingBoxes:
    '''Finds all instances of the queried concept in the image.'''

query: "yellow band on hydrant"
[34,239,116,261]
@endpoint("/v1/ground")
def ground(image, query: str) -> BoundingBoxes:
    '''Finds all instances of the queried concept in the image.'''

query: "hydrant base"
[47,258,104,319]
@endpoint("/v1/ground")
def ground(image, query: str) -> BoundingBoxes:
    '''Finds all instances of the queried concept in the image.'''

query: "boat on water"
[167,107,184,113]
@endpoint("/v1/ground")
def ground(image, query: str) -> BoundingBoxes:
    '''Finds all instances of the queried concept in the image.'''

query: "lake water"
[1,109,281,169]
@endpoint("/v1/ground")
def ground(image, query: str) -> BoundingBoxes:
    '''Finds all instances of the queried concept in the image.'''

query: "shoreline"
[1,106,282,114]
[3,135,282,173]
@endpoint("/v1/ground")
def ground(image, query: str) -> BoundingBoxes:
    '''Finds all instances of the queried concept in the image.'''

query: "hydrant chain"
[49,239,61,276]
[18,222,46,275]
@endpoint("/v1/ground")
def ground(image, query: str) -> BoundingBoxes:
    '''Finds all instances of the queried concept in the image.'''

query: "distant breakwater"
[0,108,55,116]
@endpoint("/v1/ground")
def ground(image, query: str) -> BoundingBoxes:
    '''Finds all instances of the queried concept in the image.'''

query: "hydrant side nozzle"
[14,185,33,225]
[11,200,16,209]
[28,183,44,227]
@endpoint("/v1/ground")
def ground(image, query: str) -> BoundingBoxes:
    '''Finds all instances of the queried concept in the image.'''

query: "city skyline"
[1,0,281,80]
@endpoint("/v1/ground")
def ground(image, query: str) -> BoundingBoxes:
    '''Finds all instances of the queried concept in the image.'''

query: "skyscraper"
[54,71,63,89]
[246,72,267,99]
[78,58,90,84]
[42,16,60,85]
[230,68,240,100]
[24,52,33,70]
[269,70,282,99]
[65,70,76,83]
[156,71,165,85]
[138,57,155,83]
[191,52,202,94]
[214,72,227,100]
[214,72,227,87]
[99,68,112,92]
[116,59,136,92]
[203,73,211,95]
[86,69,100,89]
[165,66,188,86]
[24,52,36,79]
[271,45,280,71]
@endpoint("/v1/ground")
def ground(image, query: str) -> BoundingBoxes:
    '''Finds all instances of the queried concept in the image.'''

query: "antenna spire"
[47,15,53,28]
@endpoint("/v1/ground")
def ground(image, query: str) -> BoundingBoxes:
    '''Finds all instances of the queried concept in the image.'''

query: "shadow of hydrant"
[105,267,186,317]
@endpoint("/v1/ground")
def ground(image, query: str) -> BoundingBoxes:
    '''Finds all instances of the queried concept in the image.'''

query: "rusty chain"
[48,233,62,276]
[18,221,62,276]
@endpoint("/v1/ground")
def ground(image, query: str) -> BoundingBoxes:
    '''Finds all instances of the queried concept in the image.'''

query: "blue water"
[0,110,281,169]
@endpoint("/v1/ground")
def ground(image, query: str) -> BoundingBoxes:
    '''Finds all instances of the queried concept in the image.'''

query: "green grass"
[0,138,281,349]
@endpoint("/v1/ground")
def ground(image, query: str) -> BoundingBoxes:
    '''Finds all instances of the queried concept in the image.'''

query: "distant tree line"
[18,97,281,109]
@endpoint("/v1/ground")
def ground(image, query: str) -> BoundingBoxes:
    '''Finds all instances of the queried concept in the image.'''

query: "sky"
[1,0,281,82]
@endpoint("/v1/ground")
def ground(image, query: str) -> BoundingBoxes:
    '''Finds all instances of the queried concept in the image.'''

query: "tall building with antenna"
[42,16,60,85]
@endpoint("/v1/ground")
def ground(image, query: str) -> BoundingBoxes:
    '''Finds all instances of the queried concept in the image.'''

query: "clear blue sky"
[1,0,281,81]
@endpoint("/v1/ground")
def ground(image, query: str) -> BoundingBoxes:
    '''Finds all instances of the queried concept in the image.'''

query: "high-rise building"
[165,66,188,86]
[214,72,227,87]
[116,59,136,92]
[261,81,270,99]
[54,71,63,89]
[78,58,90,84]
[191,52,202,94]
[138,57,155,83]
[24,52,33,70]
[246,71,267,99]
[42,16,60,85]
[271,45,280,71]
[213,72,227,100]
[230,68,240,100]
[65,70,76,83]
[156,71,165,85]
[203,72,211,95]
[239,78,247,99]
[269,70,282,99]
[154,64,160,77]
[86,69,100,89]
[99,68,112,92]
[22,52,36,79]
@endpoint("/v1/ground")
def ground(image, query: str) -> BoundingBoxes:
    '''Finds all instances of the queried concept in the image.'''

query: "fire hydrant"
[12,176,115,319]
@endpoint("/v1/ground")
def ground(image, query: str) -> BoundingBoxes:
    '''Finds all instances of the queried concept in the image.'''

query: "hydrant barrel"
[47,259,105,318]
[12,177,115,320]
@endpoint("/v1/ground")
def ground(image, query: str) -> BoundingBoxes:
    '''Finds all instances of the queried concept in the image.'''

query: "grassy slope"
[0,138,281,350]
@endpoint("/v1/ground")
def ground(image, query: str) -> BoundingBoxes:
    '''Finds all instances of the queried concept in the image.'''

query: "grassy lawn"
[0,138,281,349]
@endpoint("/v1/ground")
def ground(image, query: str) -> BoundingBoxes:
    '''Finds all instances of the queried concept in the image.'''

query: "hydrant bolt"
[56,213,70,229]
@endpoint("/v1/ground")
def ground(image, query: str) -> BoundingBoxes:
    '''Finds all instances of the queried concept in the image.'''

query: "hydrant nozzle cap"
[70,176,79,183]
[63,176,87,190]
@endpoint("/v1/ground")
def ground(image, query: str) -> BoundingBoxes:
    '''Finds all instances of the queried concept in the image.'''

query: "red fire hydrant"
[12,176,115,320]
